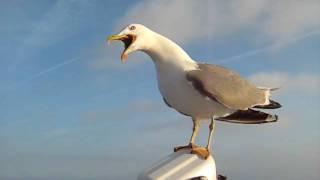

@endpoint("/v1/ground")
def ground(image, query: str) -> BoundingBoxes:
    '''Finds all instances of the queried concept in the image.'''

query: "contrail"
[5,30,319,93]
[6,56,81,92]
[217,30,320,64]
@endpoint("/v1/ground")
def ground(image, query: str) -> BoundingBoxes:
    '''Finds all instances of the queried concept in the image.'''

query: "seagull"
[107,24,281,159]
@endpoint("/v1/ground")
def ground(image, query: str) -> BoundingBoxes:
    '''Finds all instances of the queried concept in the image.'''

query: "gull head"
[107,24,153,61]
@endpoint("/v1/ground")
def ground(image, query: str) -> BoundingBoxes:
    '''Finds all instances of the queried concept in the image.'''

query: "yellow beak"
[107,34,135,61]
[107,34,128,44]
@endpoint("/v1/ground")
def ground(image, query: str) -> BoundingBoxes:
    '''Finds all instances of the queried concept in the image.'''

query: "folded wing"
[186,63,269,110]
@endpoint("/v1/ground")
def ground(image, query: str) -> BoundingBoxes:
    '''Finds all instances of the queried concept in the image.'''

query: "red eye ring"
[129,26,136,30]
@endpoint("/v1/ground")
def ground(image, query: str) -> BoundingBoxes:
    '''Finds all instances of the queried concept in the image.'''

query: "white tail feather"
[257,86,280,105]
[257,87,277,105]
[257,86,280,91]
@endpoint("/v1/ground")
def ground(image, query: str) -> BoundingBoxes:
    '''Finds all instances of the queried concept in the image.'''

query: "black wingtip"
[254,99,282,109]
[216,109,278,124]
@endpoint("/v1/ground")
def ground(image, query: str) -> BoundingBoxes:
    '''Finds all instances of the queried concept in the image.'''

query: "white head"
[107,24,155,61]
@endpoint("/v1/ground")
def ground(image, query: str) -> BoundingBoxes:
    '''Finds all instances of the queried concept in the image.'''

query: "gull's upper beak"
[107,34,128,44]
[107,34,136,61]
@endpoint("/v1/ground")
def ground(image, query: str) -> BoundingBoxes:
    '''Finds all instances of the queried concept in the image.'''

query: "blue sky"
[1,0,319,179]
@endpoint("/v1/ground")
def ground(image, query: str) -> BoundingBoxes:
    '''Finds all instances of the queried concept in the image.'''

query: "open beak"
[107,34,136,61]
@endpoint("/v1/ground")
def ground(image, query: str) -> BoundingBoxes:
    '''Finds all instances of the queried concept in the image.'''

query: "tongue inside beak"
[107,34,136,61]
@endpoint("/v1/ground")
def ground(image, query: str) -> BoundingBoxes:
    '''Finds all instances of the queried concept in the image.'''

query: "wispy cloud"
[20,1,92,47]
[117,0,320,44]
[90,0,320,72]
[11,0,96,66]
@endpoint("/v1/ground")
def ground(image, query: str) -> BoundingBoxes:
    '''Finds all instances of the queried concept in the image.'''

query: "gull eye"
[129,26,136,30]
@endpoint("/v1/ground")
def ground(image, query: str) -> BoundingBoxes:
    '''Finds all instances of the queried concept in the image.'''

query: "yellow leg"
[190,118,200,144]
[191,117,215,159]
[206,117,216,152]
[174,118,200,152]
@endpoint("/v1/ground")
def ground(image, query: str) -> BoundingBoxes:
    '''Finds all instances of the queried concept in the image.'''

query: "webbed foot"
[191,147,210,159]
[174,143,199,152]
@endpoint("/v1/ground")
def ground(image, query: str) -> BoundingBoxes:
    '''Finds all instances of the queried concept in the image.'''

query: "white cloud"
[262,0,320,41]
[117,0,220,44]
[249,72,320,95]
[117,0,320,44]
[92,0,320,71]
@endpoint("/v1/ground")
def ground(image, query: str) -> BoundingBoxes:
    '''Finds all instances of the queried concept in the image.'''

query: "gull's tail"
[253,87,282,109]
[216,109,278,124]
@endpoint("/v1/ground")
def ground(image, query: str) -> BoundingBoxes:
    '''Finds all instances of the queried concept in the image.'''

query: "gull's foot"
[191,147,210,159]
[174,143,199,152]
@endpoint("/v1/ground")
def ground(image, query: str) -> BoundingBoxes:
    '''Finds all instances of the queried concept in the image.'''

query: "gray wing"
[186,63,266,110]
